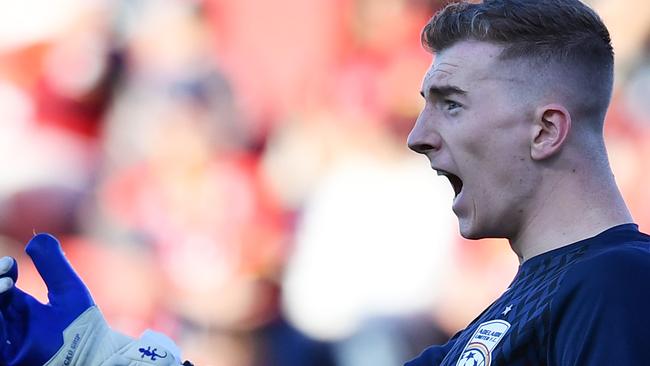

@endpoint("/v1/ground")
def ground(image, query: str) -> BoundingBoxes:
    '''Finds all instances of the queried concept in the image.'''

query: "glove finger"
[25,233,93,310]
[0,278,13,296]
[0,257,16,282]
[0,257,17,295]
[0,258,17,310]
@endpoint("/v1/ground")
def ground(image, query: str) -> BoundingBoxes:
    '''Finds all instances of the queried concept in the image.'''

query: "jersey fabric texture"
[405,223,650,366]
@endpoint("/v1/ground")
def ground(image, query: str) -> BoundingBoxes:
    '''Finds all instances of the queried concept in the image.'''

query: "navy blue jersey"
[405,223,650,366]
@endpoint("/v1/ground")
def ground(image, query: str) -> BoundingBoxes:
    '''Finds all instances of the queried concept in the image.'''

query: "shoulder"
[564,241,650,288]
[553,240,650,306]
[548,240,650,365]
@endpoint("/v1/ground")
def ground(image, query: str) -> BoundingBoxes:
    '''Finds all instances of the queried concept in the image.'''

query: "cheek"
[482,124,531,179]
[488,156,537,217]
[456,115,514,158]
[468,143,530,203]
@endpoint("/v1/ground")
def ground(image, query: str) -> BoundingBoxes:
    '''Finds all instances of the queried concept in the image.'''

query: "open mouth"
[437,170,463,197]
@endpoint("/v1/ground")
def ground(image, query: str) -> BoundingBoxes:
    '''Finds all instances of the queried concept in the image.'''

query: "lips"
[436,169,463,197]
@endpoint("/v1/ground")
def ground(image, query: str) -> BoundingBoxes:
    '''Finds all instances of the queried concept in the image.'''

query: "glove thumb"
[25,233,93,312]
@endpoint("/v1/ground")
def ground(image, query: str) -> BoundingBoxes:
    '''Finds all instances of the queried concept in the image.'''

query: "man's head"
[408,0,615,241]
[422,0,614,127]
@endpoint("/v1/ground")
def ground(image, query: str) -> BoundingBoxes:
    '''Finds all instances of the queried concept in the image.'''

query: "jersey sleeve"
[549,246,650,365]
[403,330,461,366]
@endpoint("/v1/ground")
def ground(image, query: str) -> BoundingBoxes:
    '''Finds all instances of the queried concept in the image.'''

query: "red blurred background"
[0,0,648,364]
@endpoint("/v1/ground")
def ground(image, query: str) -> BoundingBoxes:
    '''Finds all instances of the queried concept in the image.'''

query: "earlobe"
[530,104,571,160]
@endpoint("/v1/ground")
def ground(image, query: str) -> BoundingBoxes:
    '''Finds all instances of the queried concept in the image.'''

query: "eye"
[444,100,462,111]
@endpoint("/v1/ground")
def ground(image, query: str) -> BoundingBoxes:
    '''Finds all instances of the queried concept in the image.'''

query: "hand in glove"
[0,233,189,366]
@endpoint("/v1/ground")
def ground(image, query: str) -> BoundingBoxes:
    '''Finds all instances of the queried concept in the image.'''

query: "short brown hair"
[422,0,614,124]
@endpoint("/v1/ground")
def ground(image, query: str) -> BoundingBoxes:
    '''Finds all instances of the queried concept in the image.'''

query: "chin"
[459,230,486,240]
[458,220,495,240]
[458,224,481,240]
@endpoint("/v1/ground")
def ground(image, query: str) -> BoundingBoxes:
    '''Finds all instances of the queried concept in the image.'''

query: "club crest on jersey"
[456,319,510,366]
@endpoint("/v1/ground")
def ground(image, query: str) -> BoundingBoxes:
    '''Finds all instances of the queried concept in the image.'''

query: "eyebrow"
[419,85,468,99]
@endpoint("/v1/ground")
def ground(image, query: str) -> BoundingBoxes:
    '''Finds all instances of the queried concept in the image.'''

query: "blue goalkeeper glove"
[0,233,187,366]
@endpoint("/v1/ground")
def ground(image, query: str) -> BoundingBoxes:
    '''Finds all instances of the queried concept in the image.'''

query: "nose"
[407,113,442,155]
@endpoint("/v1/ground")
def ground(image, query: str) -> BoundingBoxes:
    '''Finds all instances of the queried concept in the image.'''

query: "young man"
[405,0,650,365]
[1,1,649,365]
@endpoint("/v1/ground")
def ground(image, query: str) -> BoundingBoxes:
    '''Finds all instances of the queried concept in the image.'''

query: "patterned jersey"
[405,223,650,366]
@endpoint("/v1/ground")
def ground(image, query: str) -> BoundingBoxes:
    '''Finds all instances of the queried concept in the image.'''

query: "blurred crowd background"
[0,0,648,364]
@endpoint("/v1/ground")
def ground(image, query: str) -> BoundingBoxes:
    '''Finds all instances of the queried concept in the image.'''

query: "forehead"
[422,41,506,89]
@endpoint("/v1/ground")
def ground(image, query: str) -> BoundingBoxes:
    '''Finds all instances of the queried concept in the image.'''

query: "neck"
[509,166,633,264]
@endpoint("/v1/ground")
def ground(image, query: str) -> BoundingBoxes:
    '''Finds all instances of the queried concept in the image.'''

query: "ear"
[530,104,571,160]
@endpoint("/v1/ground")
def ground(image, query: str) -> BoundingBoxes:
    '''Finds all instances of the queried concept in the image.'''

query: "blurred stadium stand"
[0,0,647,364]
